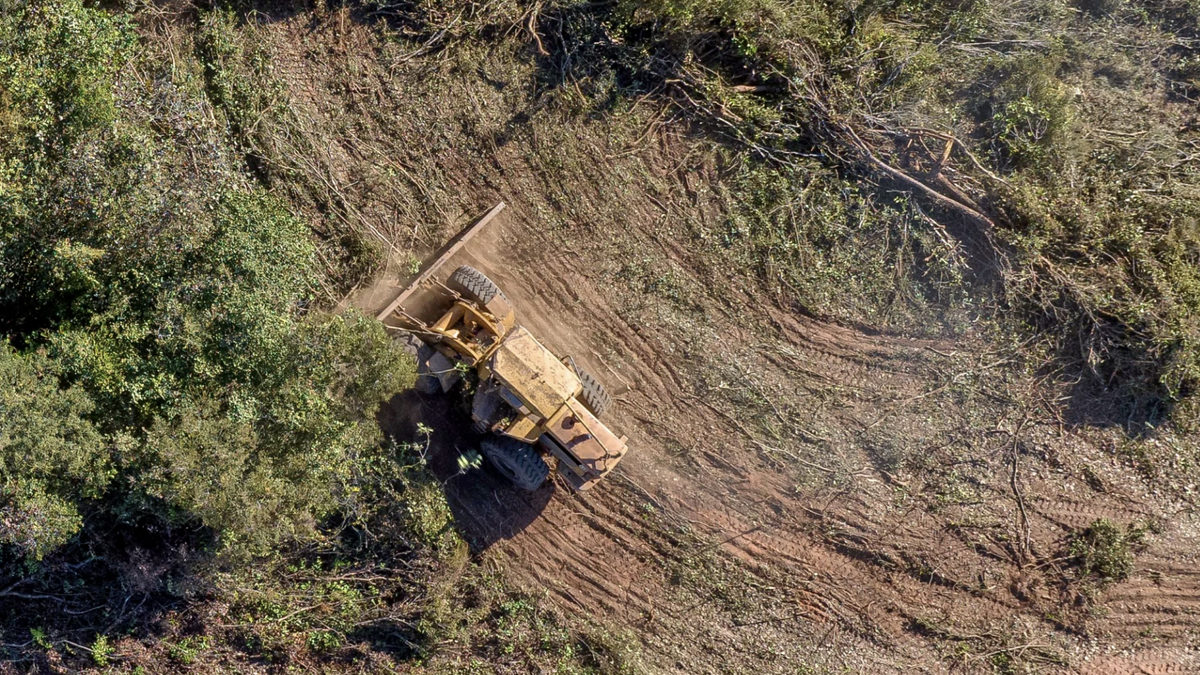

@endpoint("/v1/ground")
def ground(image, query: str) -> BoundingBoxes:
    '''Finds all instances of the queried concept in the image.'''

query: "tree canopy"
[0,0,415,570]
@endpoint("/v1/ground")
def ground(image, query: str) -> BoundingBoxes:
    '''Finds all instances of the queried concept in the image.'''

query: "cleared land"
[3,0,1200,673]
[276,6,1198,671]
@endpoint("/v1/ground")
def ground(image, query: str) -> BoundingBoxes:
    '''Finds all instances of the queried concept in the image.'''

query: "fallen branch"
[1004,414,1033,565]
[527,2,549,56]
[900,127,1009,187]
[751,439,839,474]
[844,126,999,238]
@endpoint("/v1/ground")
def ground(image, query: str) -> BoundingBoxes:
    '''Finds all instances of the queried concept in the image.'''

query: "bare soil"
[371,205,1200,674]
[252,6,1200,672]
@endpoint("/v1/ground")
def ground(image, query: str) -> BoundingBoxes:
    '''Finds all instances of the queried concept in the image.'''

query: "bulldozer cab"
[389,278,515,367]
[425,298,509,363]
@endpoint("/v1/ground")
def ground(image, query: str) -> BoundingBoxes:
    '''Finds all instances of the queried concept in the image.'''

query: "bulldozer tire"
[448,265,507,305]
[481,437,549,491]
[569,361,612,418]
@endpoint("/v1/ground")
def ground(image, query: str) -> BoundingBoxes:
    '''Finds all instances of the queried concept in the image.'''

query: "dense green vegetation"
[0,0,431,654]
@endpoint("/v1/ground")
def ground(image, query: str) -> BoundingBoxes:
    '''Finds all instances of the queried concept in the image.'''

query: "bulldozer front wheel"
[480,437,549,491]
[448,265,507,305]
[568,360,612,418]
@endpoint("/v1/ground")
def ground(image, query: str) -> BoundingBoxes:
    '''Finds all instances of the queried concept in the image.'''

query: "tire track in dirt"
[1078,649,1200,674]
[465,214,1030,671]
[1022,489,1200,648]
[461,201,1200,671]
[1096,564,1200,639]
[1032,496,1156,531]
[353,153,1200,672]
[434,211,965,668]
[436,201,1048,670]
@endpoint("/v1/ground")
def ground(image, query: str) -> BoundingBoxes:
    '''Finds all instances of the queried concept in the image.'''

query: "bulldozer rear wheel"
[448,265,507,305]
[480,437,549,491]
[568,360,612,418]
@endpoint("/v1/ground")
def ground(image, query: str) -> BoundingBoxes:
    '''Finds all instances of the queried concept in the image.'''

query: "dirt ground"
[237,5,1199,672]
[365,206,1200,674]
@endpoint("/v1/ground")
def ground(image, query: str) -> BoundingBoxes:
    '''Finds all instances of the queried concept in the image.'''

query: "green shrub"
[0,0,135,335]
[0,346,108,563]
[306,629,343,654]
[979,55,1076,172]
[0,0,132,148]
[1068,519,1145,583]
[196,7,284,149]
[90,634,114,667]
[0,0,417,568]
[167,635,211,665]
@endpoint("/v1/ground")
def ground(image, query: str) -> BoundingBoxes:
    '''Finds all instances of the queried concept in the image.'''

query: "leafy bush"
[0,0,135,336]
[979,54,1076,171]
[196,7,285,150]
[90,634,114,667]
[0,0,417,572]
[0,346,107,563]
[1068,519,1146,583]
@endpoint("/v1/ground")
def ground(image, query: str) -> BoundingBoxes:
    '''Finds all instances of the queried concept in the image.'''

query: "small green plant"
[167,636,211,665]
[90,634,114,667]
[1069,519,1146,583]
[305,630,343,654]
[29,627,50,650]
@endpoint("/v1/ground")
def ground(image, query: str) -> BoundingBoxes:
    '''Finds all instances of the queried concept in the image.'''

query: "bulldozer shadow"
[378,390,553,554]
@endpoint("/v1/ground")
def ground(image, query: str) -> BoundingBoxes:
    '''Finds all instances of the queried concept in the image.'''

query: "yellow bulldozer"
[375,204,628,491]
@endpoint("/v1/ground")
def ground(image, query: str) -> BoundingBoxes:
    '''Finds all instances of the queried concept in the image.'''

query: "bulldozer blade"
[376,201,507,322]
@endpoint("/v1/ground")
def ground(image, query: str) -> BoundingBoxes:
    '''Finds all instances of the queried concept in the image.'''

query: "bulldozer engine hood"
[488,326,580,420]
